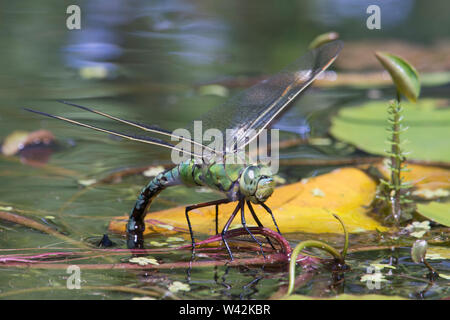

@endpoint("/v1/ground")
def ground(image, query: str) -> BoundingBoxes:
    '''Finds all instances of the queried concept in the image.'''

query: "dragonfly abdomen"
[126,166,181,248]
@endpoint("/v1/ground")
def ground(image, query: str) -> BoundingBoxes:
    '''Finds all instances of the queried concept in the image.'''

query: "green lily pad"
[416,202,450,227]
[330,99,450,162]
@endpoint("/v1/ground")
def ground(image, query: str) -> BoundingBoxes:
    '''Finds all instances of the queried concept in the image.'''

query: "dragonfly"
[26,40,342,260]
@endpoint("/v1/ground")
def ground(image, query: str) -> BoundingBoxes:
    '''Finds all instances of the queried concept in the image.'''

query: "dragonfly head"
[240,165,275,204]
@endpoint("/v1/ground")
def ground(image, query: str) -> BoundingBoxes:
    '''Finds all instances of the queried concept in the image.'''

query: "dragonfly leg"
[220,200,242,261]
[260,202,282,235]
[185,198,230,258]
[246,201,276,250]
[241,200,265,257]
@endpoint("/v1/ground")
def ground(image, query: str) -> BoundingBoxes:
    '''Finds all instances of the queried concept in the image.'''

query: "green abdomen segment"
[179,159,244,196]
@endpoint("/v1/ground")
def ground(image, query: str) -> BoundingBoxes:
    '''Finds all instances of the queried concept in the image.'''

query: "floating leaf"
[166,236,185,243]
[198,84,229,97]
[412,188,449,199]
[405,221,431,237]
[410,231,426,238]
[330,99,450,162]
[168,281,190,293]
[439,273,450,280]
[309,32,339,49]
[426,246,450,260]
[78,179,97,187]
[129,257,159,266]
[376,163,450,197]
[360,273,388,283]
[109,168,387,236]
[1,131,29,156]
[416,202,450,227]
[149,241,167,247]
[370,263,396,270]
[79,65,109,79]
[1,129,55,156]
[375,52,420,102]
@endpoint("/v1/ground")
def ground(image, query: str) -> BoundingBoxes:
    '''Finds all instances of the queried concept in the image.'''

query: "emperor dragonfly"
[26,40,342,260]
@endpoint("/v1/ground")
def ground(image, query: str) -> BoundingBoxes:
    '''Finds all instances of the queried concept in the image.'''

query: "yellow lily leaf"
[109,168,386,236]
[377,162,450,196]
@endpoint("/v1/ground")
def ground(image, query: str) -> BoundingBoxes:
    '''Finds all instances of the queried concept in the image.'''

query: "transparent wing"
[23,108,204,159]
[56,100,222,155]
[26,41,342,160]
[196,40,343,152]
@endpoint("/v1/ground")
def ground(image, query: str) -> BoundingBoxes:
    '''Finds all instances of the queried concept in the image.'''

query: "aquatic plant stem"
[0,210,87,248]
[287,214,348,296]
[0,210,115,263]
[390,93,402,221]
[332,214,348,259]
[287,240,343,295]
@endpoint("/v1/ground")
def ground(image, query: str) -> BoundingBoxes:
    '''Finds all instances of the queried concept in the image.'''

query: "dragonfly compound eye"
[254,176,275,203]
[239,166,260,198]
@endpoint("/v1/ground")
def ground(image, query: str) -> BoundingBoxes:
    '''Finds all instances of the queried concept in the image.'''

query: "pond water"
[0,0,449,300]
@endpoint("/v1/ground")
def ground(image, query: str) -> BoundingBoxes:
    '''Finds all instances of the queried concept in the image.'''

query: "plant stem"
[287,240,343,295]
[332,214,348,259]
[390,96,402,222]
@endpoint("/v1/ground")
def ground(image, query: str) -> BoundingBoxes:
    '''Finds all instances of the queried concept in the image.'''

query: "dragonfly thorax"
[239,165,275,204]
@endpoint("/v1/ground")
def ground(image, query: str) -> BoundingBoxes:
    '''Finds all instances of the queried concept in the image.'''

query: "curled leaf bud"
[309,32,340,49]
[375,52,421,103]
[411,239,428,264]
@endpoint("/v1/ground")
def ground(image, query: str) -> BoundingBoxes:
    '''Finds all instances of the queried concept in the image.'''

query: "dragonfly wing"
[57,100,223,156]
[24,108,204,159]
[197,40,343,152]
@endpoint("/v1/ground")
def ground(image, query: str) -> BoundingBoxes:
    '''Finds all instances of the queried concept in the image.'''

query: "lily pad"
[109,168,387,235]
[330,99,450,162]
[1,129,55,156]
[416,202,450,227]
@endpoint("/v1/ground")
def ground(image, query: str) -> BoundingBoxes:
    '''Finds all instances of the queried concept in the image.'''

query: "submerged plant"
[374,52,421,223]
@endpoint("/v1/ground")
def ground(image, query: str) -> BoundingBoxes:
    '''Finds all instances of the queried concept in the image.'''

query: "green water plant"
[286,214,348,296]
[309,32,340,49]
[374,52,421,223]
[411,239,439,280]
